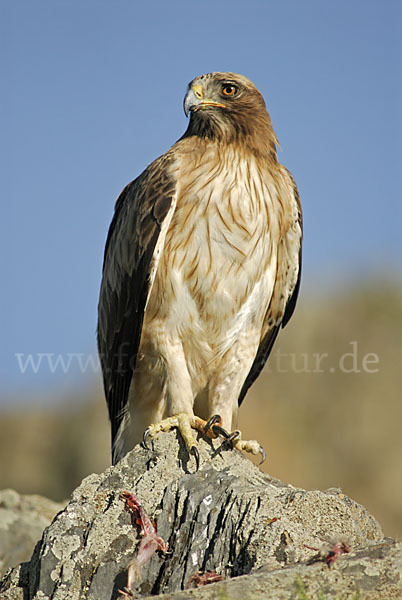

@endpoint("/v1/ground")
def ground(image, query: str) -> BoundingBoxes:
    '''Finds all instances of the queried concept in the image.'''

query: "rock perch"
[1,431,401,599]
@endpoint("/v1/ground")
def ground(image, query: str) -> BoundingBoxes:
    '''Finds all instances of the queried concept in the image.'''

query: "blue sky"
[1,0,401,401]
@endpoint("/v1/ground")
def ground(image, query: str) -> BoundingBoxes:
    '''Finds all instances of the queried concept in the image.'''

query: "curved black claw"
[204,414,222,436]
[191,445,200,470]
[212,425,231,439]
[258,446,267,465]
[203,415,232,441]
[142,428,151,450]
[222,429,241,449]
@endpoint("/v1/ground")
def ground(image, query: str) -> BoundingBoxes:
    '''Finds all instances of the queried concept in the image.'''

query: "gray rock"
[1,431,400,599]
[0,489,65,576]
[148,538,402,599]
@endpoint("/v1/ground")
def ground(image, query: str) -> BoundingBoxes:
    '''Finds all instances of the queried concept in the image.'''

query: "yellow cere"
[192,84,204,99]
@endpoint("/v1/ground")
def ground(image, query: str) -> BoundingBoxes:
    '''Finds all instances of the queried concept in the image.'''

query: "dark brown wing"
[97,152,177,460]
[238,167,302,405]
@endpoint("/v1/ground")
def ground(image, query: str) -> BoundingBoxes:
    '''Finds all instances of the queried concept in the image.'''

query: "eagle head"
[182,72,278,156]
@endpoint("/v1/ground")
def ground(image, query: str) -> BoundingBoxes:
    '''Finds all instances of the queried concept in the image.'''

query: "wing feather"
[97,152,177,453]
[238,166,302,405]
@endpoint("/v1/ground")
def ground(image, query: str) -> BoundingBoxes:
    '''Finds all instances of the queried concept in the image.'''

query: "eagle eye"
[221,83,238,97]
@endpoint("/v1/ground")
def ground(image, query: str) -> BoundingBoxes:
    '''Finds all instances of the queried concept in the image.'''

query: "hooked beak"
[184,87,226,117]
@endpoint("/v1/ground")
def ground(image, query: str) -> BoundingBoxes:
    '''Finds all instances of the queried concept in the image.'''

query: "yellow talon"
[142,414,266,467]
[143,413,204,468]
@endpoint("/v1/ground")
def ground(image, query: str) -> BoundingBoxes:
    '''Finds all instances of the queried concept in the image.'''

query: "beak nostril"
[192,84,204,100]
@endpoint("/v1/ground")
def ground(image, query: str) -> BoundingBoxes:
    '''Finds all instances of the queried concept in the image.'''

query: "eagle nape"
[141,413,266,469]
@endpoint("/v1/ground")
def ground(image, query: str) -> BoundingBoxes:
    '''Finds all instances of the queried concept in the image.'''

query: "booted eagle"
[98,72,302,465]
